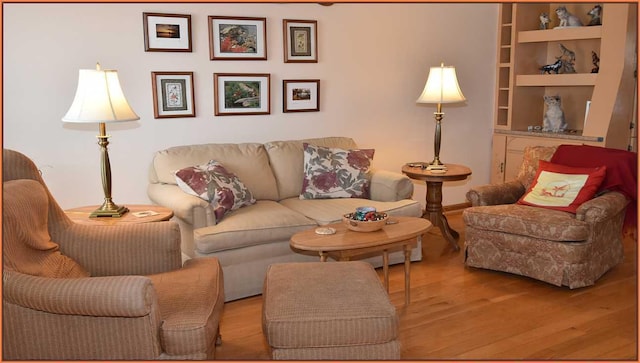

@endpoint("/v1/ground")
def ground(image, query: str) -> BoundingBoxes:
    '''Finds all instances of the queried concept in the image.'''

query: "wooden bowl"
[342,213,388,232]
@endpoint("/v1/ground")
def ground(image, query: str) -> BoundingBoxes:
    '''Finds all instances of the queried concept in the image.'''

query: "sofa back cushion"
[265,137,359,200]
[3,179,90,278]
[150,143,279,201]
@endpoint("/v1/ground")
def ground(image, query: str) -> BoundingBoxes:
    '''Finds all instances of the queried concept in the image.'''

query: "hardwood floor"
[215,211,638,360]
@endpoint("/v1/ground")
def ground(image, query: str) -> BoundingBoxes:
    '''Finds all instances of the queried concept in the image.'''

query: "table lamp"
[416,63,466,170]
[62,63,139,218]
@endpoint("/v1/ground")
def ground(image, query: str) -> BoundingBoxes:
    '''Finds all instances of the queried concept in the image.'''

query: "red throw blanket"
[551,144,637,234]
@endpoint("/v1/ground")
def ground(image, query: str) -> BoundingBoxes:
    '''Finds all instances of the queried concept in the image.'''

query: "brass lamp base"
[90,202,129,218]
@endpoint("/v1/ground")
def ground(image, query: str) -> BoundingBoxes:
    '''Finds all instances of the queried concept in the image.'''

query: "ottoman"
[262,262,400,360]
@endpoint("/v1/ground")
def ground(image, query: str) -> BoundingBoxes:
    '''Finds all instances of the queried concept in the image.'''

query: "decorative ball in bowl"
[343,211,389,232]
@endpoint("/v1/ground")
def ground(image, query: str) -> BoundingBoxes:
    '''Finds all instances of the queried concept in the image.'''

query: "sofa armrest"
[576,191,629,223]
[148,183,216,229]
[56,221,182,276]
[3,271,158,317]
[369,169,414,202]
[466,180,526,206]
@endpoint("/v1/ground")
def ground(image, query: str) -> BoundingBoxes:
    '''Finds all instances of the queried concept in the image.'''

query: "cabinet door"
[490,134,507,184]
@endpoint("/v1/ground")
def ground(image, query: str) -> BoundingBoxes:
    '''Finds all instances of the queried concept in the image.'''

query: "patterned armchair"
[2,149,224,360]
[463,145,633,288]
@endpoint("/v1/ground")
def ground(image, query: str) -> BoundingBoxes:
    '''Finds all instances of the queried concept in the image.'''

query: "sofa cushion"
[265,137,359,200]
[463,204,589,242]
[175,160,256,222]
[194,201,317,254]
[3,179,90,278]
[280,197,422,225]
[517,160,606,214]
[300,143,374,199]
[151,143,279,201]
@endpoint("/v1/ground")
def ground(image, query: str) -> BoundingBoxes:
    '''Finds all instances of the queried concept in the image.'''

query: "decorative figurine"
[555,6,583,28]
[539,12,550,29]
[591,51,600,73]
[542,95,568,133]
[557,43,576,73]
[540,59,563,74]
[587,4,602,26]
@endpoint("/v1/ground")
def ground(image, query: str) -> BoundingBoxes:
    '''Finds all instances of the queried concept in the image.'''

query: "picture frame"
[283,19,318,63]
[214,73,270,116]
[143,13,192,52]
[151,72,196,118]
[208,16,267,60]
[283,79,320,113]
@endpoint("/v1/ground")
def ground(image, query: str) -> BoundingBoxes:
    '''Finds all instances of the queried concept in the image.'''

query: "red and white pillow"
[517,160,606,213]
[175,160,255,222]
[300,143,375,199]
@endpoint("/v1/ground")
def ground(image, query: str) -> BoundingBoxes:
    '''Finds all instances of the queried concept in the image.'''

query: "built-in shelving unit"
[490,3,637,183]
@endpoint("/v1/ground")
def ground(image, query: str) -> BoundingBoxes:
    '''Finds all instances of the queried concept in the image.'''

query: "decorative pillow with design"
[300,143,375,199]
[175,160,256,222]
[517,160,606,213]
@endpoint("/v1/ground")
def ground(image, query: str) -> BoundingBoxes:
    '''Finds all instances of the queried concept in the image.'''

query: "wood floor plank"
[215,211,638,360]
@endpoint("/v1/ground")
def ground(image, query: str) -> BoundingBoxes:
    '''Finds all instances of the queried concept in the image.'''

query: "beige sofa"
[148,137,422,301]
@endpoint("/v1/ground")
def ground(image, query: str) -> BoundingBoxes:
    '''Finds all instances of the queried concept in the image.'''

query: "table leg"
[404,244,412,305]
[383,250,389,292]
[319,251,327,262]
[425,180,461,251]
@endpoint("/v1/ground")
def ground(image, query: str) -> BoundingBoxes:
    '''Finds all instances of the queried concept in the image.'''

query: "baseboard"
[443,202,471,215]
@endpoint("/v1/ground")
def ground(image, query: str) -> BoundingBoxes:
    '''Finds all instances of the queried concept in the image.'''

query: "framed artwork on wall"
[214,73,270,116]
[143,13,192,52]
[151,72,195,118]
[208,16,267,60]
[283,79,320,112]
[283,19,317,63]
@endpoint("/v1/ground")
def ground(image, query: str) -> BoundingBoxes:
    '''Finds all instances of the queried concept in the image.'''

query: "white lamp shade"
[62,68,139,123]
[416,64,466,104]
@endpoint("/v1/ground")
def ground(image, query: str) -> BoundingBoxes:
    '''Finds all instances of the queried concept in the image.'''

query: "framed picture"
[214,73,270,116]
[151,72,195,118]
[143,13,192,52]
[283,19,317,63]
[283,79,320,112]
[208,16,267,60]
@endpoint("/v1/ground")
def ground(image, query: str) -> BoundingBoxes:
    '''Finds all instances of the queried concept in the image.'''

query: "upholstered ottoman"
[262,262,400,360]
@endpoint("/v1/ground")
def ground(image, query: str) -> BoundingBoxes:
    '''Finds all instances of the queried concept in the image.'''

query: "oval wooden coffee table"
[290,216,432,305]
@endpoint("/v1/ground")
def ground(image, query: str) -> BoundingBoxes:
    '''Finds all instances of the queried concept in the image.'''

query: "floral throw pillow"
[175,160,256,222]
[300,143,375,199]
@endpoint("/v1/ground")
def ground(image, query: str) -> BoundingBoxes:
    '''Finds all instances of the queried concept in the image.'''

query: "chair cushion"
[516,145,557,189]
[148,257,224,357]
[2,179,89,278]
[463,204,589,242]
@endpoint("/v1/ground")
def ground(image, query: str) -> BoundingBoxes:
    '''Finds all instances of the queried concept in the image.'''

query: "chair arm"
[466,180,526,206]
[148,183,216,229]
[576,191,629,223]
[3,270,157,317]
[369,169,414,201]
[56,221,182,276]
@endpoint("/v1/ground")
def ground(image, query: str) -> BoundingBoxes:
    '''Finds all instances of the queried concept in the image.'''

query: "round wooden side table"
[65,204,174,226]
[402,163,472,251]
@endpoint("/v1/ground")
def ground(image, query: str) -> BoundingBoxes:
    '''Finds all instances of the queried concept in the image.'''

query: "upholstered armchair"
[463,145,635,288]
[2,149,224,360]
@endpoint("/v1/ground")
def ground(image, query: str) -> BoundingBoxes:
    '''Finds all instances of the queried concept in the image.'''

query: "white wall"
[3,2,497,210]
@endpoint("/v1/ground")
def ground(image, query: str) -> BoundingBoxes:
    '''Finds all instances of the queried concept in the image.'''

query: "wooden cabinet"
[491,3,637,183]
